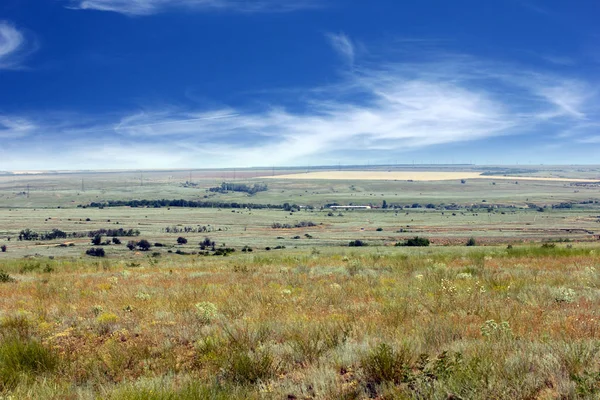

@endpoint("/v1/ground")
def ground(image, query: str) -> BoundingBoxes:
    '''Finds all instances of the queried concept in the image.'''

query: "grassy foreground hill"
[1,245,600,399]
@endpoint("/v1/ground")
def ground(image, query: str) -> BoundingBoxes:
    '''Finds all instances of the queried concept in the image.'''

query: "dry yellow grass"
[2,247,600,398]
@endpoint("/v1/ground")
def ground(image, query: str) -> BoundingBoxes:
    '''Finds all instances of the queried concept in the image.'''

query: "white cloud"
[0,22,26,69]
[326,33,355,64]
[0,116,35,138]
[2,36,599,170]
[67,0,319,15]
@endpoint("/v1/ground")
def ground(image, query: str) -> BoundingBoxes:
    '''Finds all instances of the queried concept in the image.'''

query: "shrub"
[0,245,5,253]
[91,234,102,246]
[376,227,383,232]
[195,302,218,324]
[126,241,136,251]
[224,348,275,384]
[0,271,14,283]
[137,239,151,251]
[112,237,121,245]
[0,338,58,390]
[466,237,477,246]
[554,287,576,303]
[397,236,430,247]
[348,240,368,247]
[85,248,105,257]
[177,237,188,245]
[361,343,411,385]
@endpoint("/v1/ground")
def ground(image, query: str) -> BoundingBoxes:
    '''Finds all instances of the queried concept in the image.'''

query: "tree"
[137,239,151,251]
[382,200,388,209]
[466,237,477,246]
[0,245,6,252]
[112,237,121,245]
[91,234,102,246]
[177,237,188,245]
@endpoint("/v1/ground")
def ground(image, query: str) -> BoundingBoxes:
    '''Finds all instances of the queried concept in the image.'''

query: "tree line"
[208,182,268,195]
[84,199,286,210]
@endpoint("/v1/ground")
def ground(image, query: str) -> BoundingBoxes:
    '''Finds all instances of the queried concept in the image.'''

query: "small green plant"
[224,348,276,384]
[0,271,14,283]
[0,338,58,390]
[194,302,218,324]
[361,343,411,385]
[480,319,512,338]
[554,287,576,303]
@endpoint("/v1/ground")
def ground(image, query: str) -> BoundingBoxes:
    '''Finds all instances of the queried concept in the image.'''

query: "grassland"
[1,166,600,399]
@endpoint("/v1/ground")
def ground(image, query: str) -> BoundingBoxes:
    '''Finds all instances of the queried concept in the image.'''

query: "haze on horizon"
[1,0,599,170]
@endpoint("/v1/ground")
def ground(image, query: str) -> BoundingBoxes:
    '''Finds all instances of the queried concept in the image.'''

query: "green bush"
[0,338,58,391]
[225,348,275,384]
[361,343,411,385]
[397,237,430,247]
[0,271,14,283]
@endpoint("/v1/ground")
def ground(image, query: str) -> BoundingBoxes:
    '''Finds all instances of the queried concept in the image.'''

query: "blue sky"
[0,0,599,170]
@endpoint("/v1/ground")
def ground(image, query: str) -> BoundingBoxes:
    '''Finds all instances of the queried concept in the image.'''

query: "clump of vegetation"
[194,302,218,324]
[397,236,430,247]
[177,237,188,245]
[85,248,106,257]
[213,248,235,256]
[127,239,152,251]
[466,237,477,246]
[0,245,6,253]
[271,221,316,229]
[209,182,268,195]
[348,240,368,247]
[0,270,14,283]
[0,338,59,390]
[361,343,411,385]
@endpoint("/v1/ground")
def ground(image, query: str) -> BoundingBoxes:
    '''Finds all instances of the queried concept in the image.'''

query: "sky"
[0,0,599,170]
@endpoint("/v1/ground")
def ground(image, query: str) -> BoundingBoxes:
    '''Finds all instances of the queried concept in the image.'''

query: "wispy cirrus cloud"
[1,35,598,170]
[0,115,36,138]
[326,33,355,65]
[0,21,32,70]
[66,0,321,16]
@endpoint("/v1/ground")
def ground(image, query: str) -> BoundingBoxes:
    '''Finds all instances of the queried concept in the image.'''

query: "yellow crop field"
[264,170,600,182]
